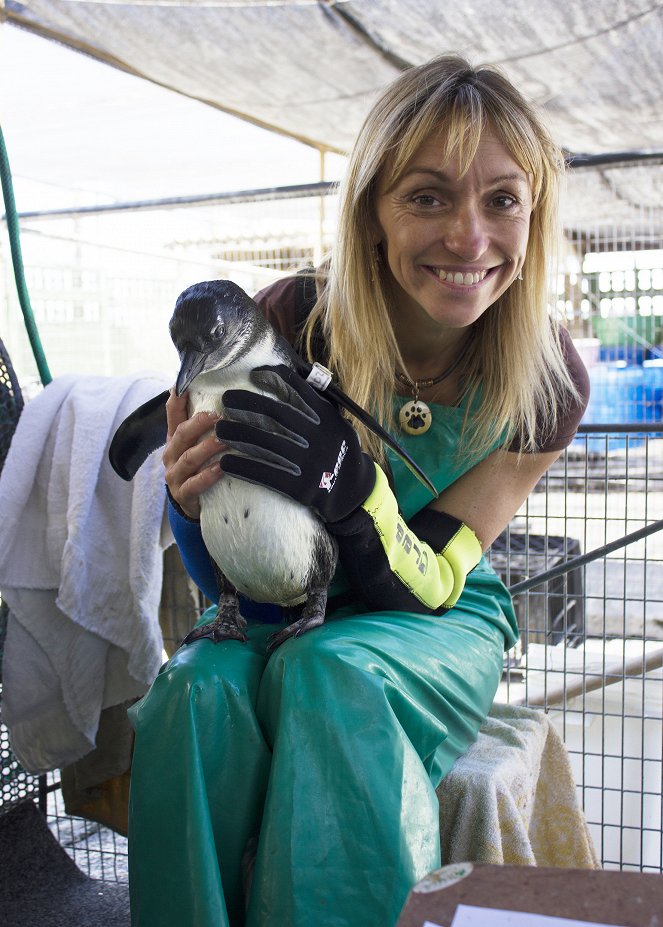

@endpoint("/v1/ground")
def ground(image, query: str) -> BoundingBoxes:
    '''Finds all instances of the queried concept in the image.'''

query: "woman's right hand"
[163,389,223,520]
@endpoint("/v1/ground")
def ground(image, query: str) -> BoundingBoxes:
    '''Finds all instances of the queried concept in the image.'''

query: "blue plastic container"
[574,363,663,453]
[599,345,647,366]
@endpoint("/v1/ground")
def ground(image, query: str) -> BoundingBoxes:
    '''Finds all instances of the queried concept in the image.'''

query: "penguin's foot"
[267,588,327,651]
[181,596,248,646]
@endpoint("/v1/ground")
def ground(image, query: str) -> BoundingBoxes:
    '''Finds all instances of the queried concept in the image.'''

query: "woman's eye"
[492,194,517,209]
[411,193,440,207]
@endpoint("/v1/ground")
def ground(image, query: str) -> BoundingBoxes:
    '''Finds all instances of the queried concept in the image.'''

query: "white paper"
[446,905,627,927]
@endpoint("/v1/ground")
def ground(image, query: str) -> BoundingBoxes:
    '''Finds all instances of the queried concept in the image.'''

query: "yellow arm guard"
[329,463,482,613]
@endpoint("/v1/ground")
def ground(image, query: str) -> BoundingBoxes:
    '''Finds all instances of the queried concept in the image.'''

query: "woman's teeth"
[436,269,487,286]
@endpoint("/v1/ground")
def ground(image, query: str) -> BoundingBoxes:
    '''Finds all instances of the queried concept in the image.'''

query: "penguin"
[108,278,437,651]
[168,279,338,651]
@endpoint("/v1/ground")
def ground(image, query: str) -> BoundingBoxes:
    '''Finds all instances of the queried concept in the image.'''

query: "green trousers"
[128,560,512,927]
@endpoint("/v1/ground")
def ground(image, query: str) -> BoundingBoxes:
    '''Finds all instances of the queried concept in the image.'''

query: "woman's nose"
[441,205,489,260]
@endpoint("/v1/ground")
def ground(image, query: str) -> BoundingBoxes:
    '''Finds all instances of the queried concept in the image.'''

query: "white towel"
[0,373,173,772]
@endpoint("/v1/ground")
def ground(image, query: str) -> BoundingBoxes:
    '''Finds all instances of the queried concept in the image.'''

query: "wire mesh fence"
[495,430,663,873]
[0,192,338,391]
[45,777,130,883]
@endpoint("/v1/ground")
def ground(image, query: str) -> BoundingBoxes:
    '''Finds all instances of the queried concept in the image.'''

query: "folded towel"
[437,702,599,869]
[0,373,172,772]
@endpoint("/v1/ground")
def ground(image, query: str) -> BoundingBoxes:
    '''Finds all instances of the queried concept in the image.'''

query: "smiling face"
[373,128,533,340]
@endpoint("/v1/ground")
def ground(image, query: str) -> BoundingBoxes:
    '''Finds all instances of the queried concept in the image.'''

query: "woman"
[128,55,589,927]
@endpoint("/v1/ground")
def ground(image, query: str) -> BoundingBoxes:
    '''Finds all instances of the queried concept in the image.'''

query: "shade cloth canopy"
[4,0,663,244]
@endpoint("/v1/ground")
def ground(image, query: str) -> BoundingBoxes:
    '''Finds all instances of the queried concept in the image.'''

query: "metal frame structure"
[1,166,661,889]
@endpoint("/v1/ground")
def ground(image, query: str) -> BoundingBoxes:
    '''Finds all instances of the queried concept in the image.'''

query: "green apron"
[128,402,518,927]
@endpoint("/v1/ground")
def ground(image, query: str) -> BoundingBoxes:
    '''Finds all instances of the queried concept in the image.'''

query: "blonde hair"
[304,54,577,464]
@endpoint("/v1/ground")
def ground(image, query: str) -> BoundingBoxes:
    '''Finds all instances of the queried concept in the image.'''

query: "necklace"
[396,335,473,435]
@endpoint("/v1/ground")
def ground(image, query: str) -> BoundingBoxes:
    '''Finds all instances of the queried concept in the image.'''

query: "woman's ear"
[366,200,383,247]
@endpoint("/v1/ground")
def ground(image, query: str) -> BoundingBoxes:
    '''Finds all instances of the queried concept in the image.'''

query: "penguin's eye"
[212,323,225,341]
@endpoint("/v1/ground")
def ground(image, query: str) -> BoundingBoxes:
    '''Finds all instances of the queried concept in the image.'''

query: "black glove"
[215,364,376,523]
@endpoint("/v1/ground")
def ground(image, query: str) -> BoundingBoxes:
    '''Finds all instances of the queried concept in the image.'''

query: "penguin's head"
[170,280,270,395]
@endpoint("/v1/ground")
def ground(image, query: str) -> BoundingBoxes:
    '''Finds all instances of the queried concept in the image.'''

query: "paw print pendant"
[399,399,432,435]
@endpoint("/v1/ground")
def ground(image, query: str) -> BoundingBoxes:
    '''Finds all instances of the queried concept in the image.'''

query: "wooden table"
[397,862,663,927]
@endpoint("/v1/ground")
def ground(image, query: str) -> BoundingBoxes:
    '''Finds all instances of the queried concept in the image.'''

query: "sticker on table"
[412,862,474,894]
[449,905,627,927]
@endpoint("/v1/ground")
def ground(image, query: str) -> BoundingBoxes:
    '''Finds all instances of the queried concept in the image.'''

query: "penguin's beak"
[175,349,207,396]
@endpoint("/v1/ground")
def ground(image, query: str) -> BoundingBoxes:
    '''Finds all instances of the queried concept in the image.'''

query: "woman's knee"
[164,640,245,690]
[262,623,371,691]
[132,639,266,731]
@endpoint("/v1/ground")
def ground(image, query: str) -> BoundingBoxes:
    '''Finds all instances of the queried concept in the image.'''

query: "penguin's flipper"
[323,380,438,498]
[108,389,170,481]
[280,345,438,499]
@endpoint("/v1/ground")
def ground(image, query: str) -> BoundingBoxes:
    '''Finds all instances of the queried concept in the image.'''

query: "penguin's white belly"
[200,476,326,605]
[189,361,335,605]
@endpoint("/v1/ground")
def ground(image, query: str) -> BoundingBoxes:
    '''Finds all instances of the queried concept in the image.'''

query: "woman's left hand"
[163,389,222,520]
[215,364,376,522]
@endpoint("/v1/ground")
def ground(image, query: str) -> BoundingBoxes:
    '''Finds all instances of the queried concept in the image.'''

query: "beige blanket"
[437,702,599,868]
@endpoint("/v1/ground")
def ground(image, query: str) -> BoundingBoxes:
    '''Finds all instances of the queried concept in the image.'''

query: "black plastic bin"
[490,532,585,652]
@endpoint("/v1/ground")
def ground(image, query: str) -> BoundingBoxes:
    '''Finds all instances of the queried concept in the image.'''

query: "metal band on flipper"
[306,363,333,391]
